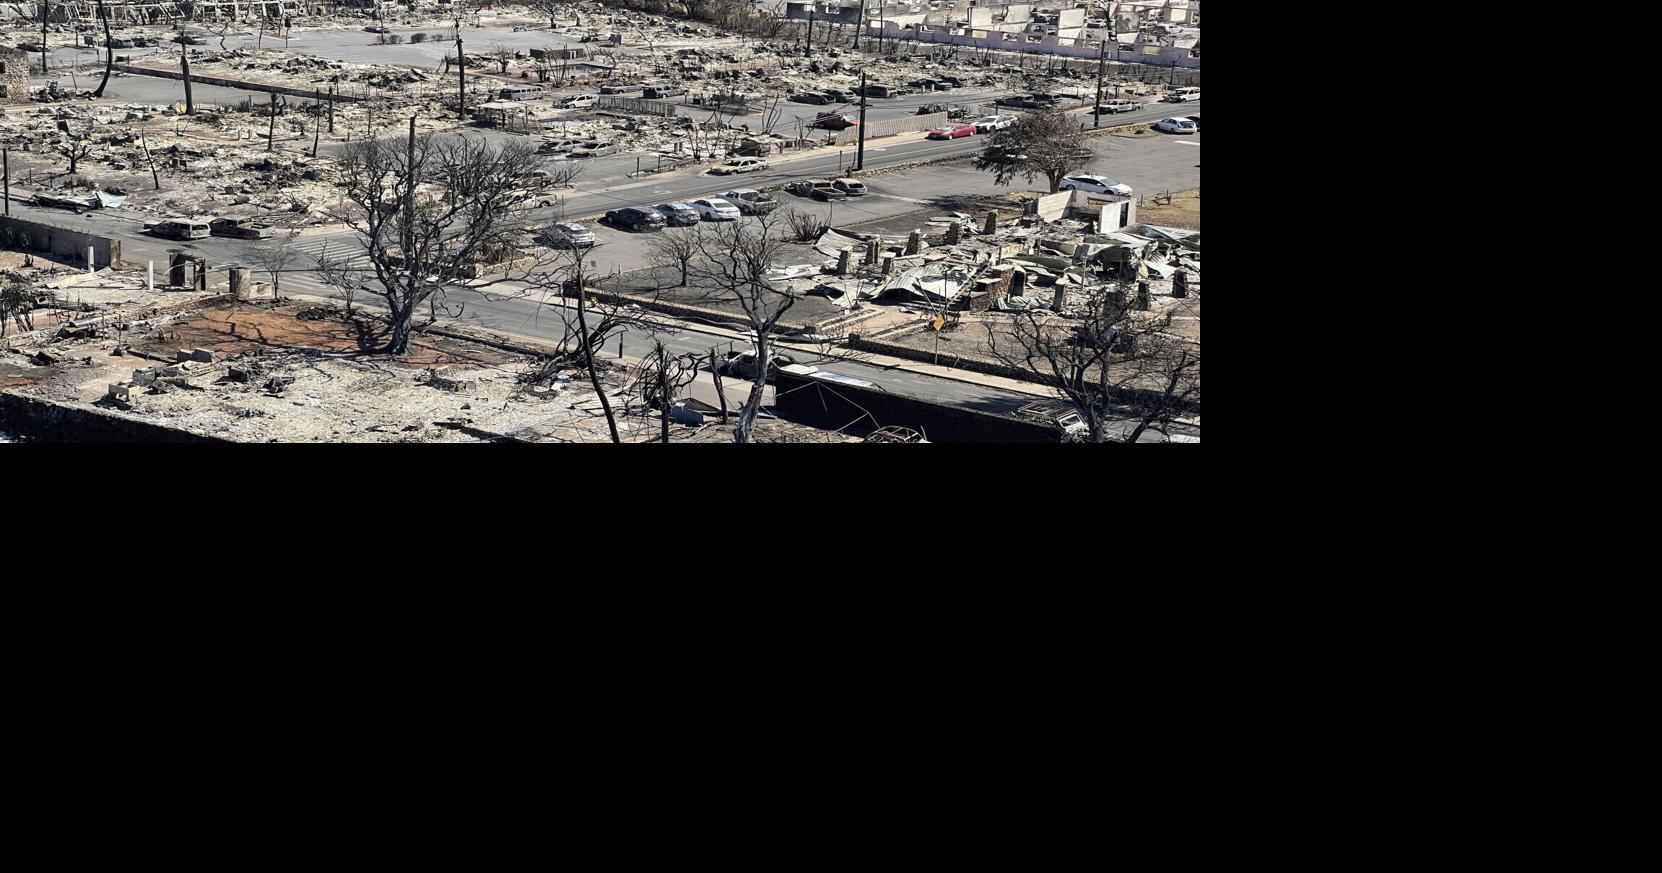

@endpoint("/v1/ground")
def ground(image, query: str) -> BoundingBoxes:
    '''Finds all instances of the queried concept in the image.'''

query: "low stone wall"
[0,392,228,443]
[112,63,370,102]
[0,214,122,269]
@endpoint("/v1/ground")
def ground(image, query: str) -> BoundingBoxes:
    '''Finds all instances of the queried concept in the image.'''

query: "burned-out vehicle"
[209,216,273,240]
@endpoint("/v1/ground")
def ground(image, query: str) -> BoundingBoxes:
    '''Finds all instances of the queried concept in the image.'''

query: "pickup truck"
[209,216,273,240]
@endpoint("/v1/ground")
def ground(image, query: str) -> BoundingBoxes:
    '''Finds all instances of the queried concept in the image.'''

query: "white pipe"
[148,261,154,291]
[88,245,94,273]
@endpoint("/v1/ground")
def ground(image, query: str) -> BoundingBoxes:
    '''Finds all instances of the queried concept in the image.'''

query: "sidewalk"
[285,286,1053,400]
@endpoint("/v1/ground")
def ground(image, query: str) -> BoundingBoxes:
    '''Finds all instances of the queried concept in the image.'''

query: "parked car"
[972,115,1015,132]
[604,206,667,232]
[643,85,686,99]
[691,198,742,221]
[993,94,1028,107]
[909,77,951,91]
[147,218,211,240]
[1186,114,1200,129]
[721,189,779,215]
[711,157,767,175]
[812,113,860,130]
[787,179,847,201]
[1094,99,1141,114]
[653,202,701,226]
[790,92,832,105]
[926,124,975,140]
[720,349,797,381]
[538,138,584,155]
[822,88,857,102]
[1163,86,1201,103]
[1058,175,1133,196]
[859,83,901,98]
[561,94,598,109]
[570,140,621,157]
[209,216,273,240]
[832,178,867,196]
[539,222,597,248]
[935,74,967,88]
[1155,117,1197,134]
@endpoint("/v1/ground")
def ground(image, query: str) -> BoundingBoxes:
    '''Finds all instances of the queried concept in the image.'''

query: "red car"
[926,124,975,140]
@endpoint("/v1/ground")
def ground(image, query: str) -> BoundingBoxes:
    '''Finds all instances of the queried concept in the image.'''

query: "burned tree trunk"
[575,283,621,444]
[93,1,114,98]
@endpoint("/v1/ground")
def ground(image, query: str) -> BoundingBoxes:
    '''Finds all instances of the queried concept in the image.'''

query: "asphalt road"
[524,98,1198,219]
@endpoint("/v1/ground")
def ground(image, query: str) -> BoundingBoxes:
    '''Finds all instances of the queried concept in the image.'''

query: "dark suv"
[605,206,668,232]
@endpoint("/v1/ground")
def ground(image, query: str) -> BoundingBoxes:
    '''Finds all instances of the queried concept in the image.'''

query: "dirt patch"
[131,304,516,368]
[1134,188,1200,230]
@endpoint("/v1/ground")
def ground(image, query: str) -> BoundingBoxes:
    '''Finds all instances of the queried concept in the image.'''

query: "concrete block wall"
[0,215,122,267]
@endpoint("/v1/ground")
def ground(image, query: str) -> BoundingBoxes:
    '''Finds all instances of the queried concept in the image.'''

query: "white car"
[1155,117,1197,134]
[1058,174,1133,196]
[562,95,598,109]
[691,197,741,221]
[712,157,768,175]
[972,115,1016,133]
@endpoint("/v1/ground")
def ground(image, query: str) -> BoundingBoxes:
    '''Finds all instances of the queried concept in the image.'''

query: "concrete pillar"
[865,238,879,266]
[837,248,853,276]
[228,265,252,299]
[1136,280,1151,311]
[1010,268,1026,297]
[1051,283,1066,311]
[148,261,154,292]
[905,229,921,255]
[194,257,209,292]
[946,221,962,245]
[880,253,895,275]
[983,210,997,235]
[1173,270,1188,298]
[168,253,188,288]
[87,245,94,273]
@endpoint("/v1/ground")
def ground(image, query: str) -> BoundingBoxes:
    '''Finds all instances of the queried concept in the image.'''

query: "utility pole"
[180,49,193,114]
[328,84,335,133]
[39,4,47,75]
[3,149,8,216]
[854,70,868,172]
[1093,38,1106,128]
[852,1,863,50]
[806,7,814,58]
